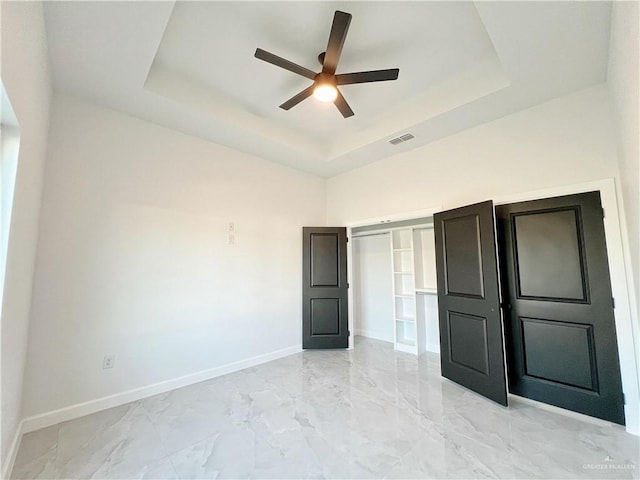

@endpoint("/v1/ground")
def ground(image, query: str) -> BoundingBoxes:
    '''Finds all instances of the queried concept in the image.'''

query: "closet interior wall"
[352,233,394,342]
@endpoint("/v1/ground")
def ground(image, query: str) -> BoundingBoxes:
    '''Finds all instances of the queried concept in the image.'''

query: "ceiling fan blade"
[255,48,317,80]
[334,89,354,118]
[279,85,315,110]
[322,11,352,75]
[336,69,399,85]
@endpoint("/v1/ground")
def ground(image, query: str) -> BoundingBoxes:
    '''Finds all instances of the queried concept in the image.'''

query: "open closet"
[351,217,440,356]
[304,182,636,433]
[347,191,627,427]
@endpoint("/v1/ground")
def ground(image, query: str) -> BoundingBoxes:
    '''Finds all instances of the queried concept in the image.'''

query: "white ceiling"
[43,1,611,177]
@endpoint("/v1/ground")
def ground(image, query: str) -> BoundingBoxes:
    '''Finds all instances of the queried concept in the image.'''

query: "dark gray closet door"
[434,201,508,406]
[302,227,349,349]
[496,192,625,425]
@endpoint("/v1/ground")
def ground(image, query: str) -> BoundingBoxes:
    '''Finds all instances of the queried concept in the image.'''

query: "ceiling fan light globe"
[313,84,338,103]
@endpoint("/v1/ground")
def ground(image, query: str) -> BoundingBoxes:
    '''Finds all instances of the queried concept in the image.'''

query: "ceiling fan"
[254,10,400,118]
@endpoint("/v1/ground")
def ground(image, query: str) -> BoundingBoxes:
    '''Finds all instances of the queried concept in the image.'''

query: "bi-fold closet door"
[434,201,507,405]
[434,192,625,425]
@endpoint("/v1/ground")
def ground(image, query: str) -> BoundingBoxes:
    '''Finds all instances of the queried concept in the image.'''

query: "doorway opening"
[351,216,440,357]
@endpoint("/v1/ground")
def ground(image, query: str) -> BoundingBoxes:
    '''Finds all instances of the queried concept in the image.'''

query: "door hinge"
[348,330,351,337]
[612,297,616,309]
[623,393,626,404]
[347,282,350,288]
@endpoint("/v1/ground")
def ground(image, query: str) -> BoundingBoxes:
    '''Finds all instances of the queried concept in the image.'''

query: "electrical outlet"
[229,222,235,232]
[228,233,235,245]
[103,355,115,369]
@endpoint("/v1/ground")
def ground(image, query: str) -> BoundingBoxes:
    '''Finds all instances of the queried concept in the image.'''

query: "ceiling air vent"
[389,133,415,145]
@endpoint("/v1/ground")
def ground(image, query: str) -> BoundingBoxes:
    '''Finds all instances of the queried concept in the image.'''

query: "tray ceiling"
[43,1,611,177]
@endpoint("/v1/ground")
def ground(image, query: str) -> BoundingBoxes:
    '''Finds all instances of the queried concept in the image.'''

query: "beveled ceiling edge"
[143,1,509,165]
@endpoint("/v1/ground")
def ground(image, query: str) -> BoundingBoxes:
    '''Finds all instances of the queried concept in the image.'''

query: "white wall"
[352,234,393,342]
[327,85,619,223]
[0,1,52,473]
[21,94,326,418]
[608,0,639,330]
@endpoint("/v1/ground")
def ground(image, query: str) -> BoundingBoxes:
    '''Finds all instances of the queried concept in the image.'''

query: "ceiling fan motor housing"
[254,10,399,117]
[315,72,336,86]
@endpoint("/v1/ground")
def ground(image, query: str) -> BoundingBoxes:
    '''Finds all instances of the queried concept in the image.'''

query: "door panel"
[519,317,597,390]
[310,298,340,335]
[434,201,508,406]
[447,311,489,375]
[311,234,339,286]
[303,227,349,349]
[443,215,485,297]
[496,192,625,424]
[512,208,587,301]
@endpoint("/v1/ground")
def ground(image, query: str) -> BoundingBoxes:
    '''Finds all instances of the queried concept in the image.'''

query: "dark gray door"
[496,192,625,424]
[302,227,349,349]
[434,201,508,406]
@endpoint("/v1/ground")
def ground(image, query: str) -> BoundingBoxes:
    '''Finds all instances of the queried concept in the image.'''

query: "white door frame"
[344,178,639,435]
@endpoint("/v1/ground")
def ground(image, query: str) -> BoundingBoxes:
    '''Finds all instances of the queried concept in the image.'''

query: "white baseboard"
[21,344,302,435]
[2,419,24,480]
[354,328,393,343]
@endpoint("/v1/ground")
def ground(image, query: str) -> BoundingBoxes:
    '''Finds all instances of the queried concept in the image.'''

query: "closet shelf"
[395,316,416,323]
[390,225,437,356]
[415,287,438,294]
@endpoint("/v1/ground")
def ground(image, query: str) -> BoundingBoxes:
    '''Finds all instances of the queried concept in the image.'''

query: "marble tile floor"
[11,336,639,479]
